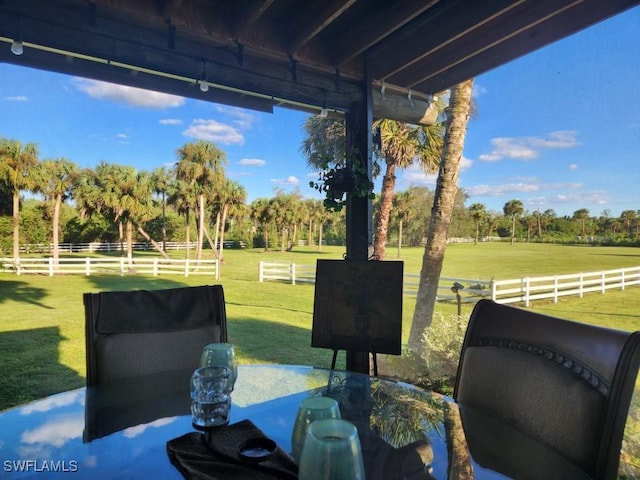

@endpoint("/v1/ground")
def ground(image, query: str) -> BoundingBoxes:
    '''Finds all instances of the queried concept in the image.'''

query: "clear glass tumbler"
[190,365,232,430]
[200,343,238,390]
[298,418,365,480]
[291,396,341,464]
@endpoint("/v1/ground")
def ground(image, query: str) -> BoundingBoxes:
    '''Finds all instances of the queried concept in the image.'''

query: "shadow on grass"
[229,317,345,370]
[85,275,192,292]
[0,279,51,309]
[0,326,84,411]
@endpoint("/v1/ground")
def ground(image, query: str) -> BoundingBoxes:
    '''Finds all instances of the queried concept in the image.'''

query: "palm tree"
[372,119,443,259]
[573,208,591,239]
[0,138,39,261]
[152,166,174,252]
[503,199,524,245]
[409,78,475,355]
[468,203,486,244]
[215,179,246,260]
[392,189,416,257]
[175,141,226,262]
[620,210,636,237]
[300,116,443,260]
[250,198,275,251]
[35,157,78,265]
[169,179,197,258]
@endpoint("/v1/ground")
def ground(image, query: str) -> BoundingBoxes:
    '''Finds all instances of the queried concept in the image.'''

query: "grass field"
[1,242,640,411]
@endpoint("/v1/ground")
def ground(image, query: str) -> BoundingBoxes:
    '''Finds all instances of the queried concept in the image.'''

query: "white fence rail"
[492,266,640,306]
[258,262,640,306]
[18,241,246,254]
[0,257,220,278]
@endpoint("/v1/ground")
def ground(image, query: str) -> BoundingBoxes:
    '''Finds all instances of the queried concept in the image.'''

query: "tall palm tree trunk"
[373,162,397,259]
[219,204,229,261]
[52,194,62,265]
[12,191,20,261]
[397,219,403,258]
[408,79,474,356]
[197,194,205,262]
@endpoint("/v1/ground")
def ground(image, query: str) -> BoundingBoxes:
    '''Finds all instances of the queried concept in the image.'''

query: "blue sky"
[0,6,638,218]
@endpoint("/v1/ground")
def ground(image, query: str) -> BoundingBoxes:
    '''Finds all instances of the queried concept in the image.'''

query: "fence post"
[49,258,54,277]
[291,263,296,285]
[600,272,605,294]
[215,258,220,280]
[621,269,626,291]
[184,259,189,277]
[491,280,496,301]
[524,278,530,307]
[85,257,90,276]
[16,258,21,276]
[153,258,158,276]
[553,276,558,303]
[259,261,264,282]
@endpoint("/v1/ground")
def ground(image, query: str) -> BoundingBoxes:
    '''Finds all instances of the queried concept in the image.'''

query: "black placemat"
[167,420,298,480]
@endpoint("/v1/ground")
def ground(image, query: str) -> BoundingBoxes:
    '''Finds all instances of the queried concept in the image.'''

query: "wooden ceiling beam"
[328,0,440,67]
[287,0,357,56]
[388,0,583,87]
[232,0,275,42]
[369,0,523,81]
[411,0,640,94]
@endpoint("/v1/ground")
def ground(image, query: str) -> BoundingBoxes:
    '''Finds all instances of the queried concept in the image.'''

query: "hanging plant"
[309,150,375,211]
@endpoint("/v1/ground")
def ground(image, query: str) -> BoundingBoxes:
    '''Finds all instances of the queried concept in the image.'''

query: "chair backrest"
[453,299,640,480]
[84,284,227,387]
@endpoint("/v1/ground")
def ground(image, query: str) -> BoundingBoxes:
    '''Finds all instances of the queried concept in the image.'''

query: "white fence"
[258,262,640,306]
[258,261,316,285]
[0,257,220,278]
[18,240,246,254]
[492,266,640,306]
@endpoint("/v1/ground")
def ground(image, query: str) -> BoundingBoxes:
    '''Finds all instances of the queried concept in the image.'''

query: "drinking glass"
[291,396,341,464]
[298,419,365,480]
[200,343,237,390]
[190,365,232,430]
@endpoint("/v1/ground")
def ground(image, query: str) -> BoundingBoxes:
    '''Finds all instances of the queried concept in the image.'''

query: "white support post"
[291,263,296,285]
[553,276,558,303]
[184,259,189,277]
[153,258,158,276]
[86,257,91,276]
[259,261,264,282]
[524,278,530,307]
[120,257,125,276]
[48,258,54,277]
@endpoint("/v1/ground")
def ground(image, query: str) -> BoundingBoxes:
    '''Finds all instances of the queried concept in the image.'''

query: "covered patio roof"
[1,0,638,125]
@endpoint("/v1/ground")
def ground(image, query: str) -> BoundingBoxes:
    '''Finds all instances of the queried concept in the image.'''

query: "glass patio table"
[0,365,591,479]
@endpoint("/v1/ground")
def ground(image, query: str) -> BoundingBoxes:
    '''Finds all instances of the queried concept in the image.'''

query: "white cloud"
[117,133,128,139]
[479,130,580,162]
[472,84,487,97]
[123,417,177,438]
[20,413,84,448]
[183,119,244,145]
[159,118,183,125]
[270,176,299,185]
[238,158,266,167]
[215,105,256,129]
[467,183,540,196]
[4,95,28,102]
[20,390,83,414]
[569,163,579,170]
[74,79,184,109]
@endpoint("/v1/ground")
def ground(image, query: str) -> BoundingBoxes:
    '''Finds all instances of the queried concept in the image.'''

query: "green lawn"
[1,243,640,411]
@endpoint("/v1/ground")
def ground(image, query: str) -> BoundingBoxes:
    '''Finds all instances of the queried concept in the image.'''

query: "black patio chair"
[453,299,640,480]
[84,284,227,387]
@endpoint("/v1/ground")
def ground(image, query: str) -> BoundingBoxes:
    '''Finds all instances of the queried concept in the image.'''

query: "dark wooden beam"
[410,0,640,93]
[368,0,522,81]
[387,0,581,87]
[328,0,439,68]
[232,0,274,42]
[287,0,357,56]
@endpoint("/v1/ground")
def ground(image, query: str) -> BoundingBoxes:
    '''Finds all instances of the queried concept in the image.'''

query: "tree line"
[1,135,638,262]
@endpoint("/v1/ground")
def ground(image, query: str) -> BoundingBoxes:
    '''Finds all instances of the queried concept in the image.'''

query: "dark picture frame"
[312,259,403,355]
